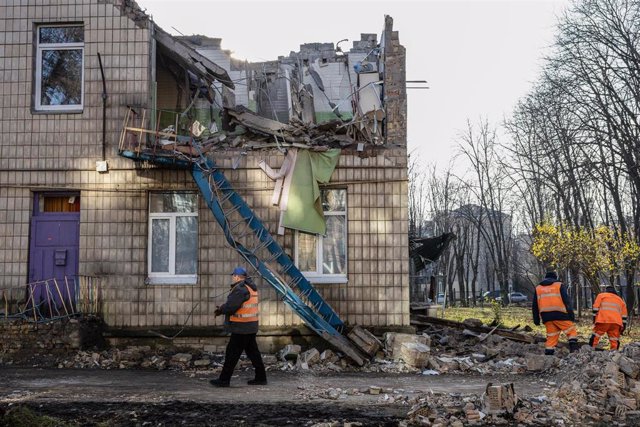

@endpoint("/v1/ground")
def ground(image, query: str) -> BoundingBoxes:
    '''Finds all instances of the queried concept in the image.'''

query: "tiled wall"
[0,0,152,307]
[0,0,409,329]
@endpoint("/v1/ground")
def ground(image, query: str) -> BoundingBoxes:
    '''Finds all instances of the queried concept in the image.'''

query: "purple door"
[28,193,80,316]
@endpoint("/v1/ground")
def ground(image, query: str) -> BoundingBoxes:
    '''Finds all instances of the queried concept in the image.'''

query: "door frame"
[28,191,81,283]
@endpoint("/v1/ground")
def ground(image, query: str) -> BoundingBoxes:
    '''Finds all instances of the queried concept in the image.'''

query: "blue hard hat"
[231,266,247,276]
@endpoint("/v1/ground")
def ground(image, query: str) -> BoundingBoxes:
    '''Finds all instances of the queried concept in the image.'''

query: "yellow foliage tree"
[531,221,640,294]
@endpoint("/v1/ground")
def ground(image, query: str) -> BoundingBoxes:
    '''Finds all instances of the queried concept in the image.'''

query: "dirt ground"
[0,367,546,426]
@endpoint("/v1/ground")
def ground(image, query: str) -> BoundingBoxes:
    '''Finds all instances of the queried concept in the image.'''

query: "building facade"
[0,0,409,341]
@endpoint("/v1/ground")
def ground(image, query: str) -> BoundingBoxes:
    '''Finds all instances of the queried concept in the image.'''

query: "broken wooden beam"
[410,314,539,344]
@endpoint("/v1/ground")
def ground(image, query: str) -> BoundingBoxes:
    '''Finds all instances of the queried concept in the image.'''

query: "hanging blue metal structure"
[119,146,365,366]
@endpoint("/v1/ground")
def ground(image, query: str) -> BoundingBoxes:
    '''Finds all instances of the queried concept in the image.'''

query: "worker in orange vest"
[210,266,266,387]
[589,285,628,350]
[532,271,578,355]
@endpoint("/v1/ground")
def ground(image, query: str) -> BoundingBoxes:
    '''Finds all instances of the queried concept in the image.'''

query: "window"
[295,189,347,283]
[35,24,84,112]
[38,194,80,212]
[148,192,198,284]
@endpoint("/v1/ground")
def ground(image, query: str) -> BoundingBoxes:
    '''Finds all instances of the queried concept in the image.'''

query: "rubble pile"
[402,321,545,375]
[296,383,420,405]
[404,343,640,426]
[49,346,225,371]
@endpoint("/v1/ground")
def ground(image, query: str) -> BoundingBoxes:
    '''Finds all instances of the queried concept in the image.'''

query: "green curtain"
[282,149,341,235]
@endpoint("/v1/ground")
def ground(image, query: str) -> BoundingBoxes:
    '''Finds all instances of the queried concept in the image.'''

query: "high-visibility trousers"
[591,322,622,350]
[544,320,578,350]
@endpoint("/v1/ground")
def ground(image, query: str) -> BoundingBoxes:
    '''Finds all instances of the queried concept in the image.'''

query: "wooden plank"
[410,314,538,344]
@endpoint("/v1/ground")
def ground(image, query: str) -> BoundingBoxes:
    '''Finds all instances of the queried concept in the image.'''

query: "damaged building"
[0,0,409,356]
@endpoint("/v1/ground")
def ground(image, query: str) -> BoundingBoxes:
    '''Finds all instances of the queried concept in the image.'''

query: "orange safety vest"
[536,282,567,314]
[593,292,627,326]
[230,285,259,323]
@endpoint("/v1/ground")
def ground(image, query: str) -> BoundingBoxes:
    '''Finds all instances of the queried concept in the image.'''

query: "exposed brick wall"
[0,319,82,356]
[382,15,407,146]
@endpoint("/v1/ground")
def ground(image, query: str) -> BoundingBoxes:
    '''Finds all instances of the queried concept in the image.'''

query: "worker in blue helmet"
[210,266,266,387]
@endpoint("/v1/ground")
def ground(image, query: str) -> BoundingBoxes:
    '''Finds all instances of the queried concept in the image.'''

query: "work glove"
[214,307,222,316]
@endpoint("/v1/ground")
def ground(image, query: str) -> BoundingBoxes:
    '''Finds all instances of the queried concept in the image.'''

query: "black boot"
[209,378,230,387]
[247,378,268,385]
[569,339,579,353]
[544,349,555,356]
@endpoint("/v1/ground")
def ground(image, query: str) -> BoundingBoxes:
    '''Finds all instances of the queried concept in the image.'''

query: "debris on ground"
[404,343,640,426]
[5,316,640,425]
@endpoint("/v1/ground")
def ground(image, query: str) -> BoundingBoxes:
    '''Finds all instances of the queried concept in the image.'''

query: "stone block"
[369,386,381,395]
[171,353,192,363]
[400,342,430,368]
[203,345,217,354]
[617,355,639,379]
[299,348,320,366]
[384,332,429,359]
[604,362,620,377]
[482,383,518,415]
[526,355,549,372]
[320,349,339,364]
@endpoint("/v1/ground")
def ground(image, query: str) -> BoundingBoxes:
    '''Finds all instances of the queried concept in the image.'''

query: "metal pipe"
[97,52,108,161]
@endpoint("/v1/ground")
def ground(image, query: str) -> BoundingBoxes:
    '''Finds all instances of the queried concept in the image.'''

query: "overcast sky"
[138,0,569,167]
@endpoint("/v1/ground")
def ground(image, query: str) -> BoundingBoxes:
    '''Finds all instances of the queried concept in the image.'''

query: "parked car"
[508,292,528,303]
[436,293,445,304]
[482,290,502,302]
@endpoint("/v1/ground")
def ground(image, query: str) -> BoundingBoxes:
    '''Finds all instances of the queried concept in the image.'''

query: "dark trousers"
[219,333,266,382]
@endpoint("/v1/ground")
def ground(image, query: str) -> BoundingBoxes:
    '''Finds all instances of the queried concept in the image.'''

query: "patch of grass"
[443,306,640,347]
[0,406,69,427]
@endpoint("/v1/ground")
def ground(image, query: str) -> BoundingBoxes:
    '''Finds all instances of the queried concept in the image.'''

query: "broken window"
[34,24,84,112]
[295,189,347,283]
[147,192,198,285]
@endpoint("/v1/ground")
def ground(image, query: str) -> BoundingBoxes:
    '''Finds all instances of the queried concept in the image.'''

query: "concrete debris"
[320,349,339,364]
[384,332,431,360]
[278,344,302,361]
[9,315,640,426]
[170,353,193,364]
[299,348,321,366]
[482,383,517,415]
[404,342,640,425]
[400,342,430,368]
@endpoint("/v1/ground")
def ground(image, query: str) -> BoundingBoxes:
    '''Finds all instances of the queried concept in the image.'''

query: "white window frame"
[294,189,348,284]
[35,24,85,112]
[147,192,198,285]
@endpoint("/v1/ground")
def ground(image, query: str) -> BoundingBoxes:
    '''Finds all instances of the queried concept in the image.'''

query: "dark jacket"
[532,279,575,325]
[218,278,259,334]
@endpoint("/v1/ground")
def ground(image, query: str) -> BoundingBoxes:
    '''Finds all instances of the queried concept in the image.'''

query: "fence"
[0,275,102,323]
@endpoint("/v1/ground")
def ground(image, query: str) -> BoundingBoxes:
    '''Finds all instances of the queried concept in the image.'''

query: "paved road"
[0,367,547,404]
[0,368,553,425]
